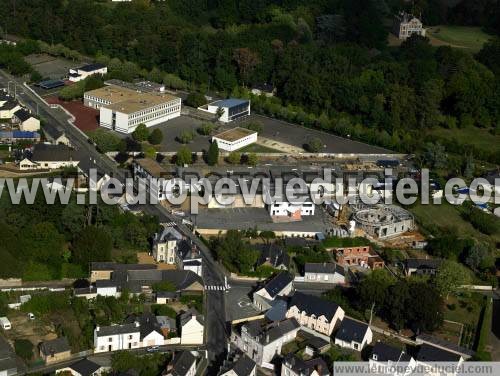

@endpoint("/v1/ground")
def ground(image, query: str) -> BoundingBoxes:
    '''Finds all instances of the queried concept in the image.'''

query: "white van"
[0,317,11,330]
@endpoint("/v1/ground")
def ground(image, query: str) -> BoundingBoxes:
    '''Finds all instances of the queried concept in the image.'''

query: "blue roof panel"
[212,98,248,108]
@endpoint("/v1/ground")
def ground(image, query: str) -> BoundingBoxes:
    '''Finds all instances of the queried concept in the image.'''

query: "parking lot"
[238,114,392,154]
[193,207,334,234]
[25,54,80,80]
[225,285,263,323]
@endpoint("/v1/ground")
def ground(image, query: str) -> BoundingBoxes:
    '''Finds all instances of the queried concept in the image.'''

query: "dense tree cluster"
[0,190,159,280]
[1,0,499,162]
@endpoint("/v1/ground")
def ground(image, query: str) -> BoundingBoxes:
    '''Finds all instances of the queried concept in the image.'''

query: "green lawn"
[427,26,493,52]
[429,127,500,155]
[238,143,282,153]
[409,201,500,243]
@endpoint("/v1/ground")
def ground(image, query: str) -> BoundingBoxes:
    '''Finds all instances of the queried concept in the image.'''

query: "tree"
[464,242,495,271]
[175,146,192,166]
[152,281,176,292]
[358,269,395,311]
[178,131,194,144]
[207,141,219,166]
[227,151,241,164]
[213,230,258,274]
[215,107,225,120]
[148,129,163,145]
[233,48,260,86]
[132,124,149,142]
[72,226,112,267]
[185,92,206,108]
[197,123,214,135]
[307,137,323,152]
[259,231,275,244]
[434,260,472,299]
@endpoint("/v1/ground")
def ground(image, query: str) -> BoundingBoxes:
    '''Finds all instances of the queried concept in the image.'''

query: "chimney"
[266,333,270,343]
[96,326,100,331]
[135,321,140,327]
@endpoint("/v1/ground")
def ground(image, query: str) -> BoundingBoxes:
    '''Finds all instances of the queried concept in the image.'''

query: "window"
[108,337,112,342]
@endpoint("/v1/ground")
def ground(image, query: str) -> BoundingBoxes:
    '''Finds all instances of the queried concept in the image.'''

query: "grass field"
[427,26,493,52]
[409,201,500,243]
[428,127,500,154]
[238,143,282,153]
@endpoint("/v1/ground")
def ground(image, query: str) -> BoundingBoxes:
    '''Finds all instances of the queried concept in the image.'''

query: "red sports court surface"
[46,96,99,131]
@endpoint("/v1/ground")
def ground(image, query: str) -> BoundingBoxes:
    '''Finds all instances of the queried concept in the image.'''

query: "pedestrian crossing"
[163,221,177,227]
[205,285,229,291]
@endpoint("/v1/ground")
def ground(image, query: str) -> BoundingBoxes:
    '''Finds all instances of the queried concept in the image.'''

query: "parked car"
[27,313,35,320]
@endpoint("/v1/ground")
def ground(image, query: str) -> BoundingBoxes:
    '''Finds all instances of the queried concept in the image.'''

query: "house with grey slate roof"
[304,262,345,284]
[286,292,345,335]
[334,317,372,352]
[253,272,294,311]
[231,318,300,367]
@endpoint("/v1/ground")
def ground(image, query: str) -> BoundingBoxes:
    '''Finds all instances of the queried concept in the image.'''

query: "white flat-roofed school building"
[212,127,257,151]
[69,63,107,82]
[84,85,181,134]
[204,98,250,122]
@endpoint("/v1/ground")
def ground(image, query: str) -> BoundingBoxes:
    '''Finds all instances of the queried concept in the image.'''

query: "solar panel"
[39,80,65,90]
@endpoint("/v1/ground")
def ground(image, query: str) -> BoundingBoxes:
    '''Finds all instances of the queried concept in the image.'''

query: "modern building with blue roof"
[206,98,250,122]
[0,130,40,143]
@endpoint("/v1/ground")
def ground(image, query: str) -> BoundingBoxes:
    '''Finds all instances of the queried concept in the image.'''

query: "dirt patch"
[3,311,57,350]
[46,96,99,131]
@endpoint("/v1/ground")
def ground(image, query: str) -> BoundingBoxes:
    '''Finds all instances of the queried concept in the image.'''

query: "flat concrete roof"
[193,207,333,233]
[85,85,179,114]
[213,127,256,142]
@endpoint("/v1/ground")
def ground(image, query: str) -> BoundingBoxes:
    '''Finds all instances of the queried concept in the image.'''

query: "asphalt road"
[0,70,227,372]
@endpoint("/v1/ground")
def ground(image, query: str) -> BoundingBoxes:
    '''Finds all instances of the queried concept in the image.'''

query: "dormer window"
[373,354,378,361]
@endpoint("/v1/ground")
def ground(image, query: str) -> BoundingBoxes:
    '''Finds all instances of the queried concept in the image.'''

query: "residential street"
[0,70,228,370]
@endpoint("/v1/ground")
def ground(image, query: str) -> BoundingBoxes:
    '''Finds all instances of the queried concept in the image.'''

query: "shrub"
[306,137,323,152]
[197,123,215,136]
[14,339,34,360]
[227,151,241,164]
[177,130,194,144]
[148,128,163,145]
[207,141,219,166]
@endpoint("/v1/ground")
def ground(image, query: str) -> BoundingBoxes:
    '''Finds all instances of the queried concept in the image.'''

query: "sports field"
[426,26,492,52]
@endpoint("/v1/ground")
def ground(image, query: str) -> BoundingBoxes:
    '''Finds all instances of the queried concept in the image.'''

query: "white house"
[19,144,79,171]
[281,354,330,376]
[133,158,171,202]
[13,109,40,132]
[152,224,183,264]
[231,318,300,367]
[370,342,416,376]
[203,98,250,123]
[211,127,257,152]
[176,240,203,277]
[166,351,197,376]
[95,280,119,298]
[304,263,345,284]
[253,272,294,311]
[393,12,426,40]
[220,353,256,376]
[180,308,204,345]
[56,358,109,376]
[94,322,141,353]
[127,313,165,347]
[69,63,107,82]
[0,101,21,120]
[266,190,316,219]
[286,292,345,336]
[415,344,464,376]
[334,318,372,352]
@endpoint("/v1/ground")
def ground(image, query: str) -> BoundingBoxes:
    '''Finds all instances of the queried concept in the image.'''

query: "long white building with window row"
[84,84,181,134]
